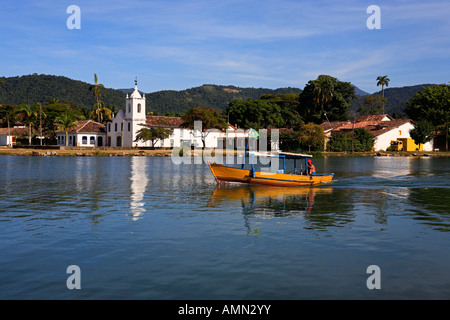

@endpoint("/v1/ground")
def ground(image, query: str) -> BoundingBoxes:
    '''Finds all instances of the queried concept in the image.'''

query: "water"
[0,155,449,299]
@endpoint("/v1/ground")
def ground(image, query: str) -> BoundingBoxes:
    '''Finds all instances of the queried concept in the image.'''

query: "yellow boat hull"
[208,163,333,187]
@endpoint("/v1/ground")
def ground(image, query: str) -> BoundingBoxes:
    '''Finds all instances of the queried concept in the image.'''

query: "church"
[107,80,148,147]
[107,80,243,149]
[57,80,250,149]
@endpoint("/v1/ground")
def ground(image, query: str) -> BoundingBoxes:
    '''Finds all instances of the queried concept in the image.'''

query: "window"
[82,136,87,145]
[115,123,117,132]
[128,103,131,114]
[137,104,141,113]
[108,123,111,132]
[121,123,123,132]
[128,122,131,132]
[90,136,95,145]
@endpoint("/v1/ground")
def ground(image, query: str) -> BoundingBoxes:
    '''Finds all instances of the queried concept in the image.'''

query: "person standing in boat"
[308,159,316,175]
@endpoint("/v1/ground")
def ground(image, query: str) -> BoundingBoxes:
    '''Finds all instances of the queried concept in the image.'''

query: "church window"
[115,123,117,132]
[121,123,123,132]
[138,104,141,113]
[128,104,131,114]
[128,122,131,132]
[108,123,111,132]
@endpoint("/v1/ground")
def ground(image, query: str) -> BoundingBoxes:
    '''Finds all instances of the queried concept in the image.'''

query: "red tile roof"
[58,120,106,133]
[320,115,412,137]
[365,119,411,136]
[146,116,184,128]
[0,127,28,136]
[355,114,393,122]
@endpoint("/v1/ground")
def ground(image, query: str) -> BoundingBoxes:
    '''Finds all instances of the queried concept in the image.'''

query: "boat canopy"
[248,151,312,159]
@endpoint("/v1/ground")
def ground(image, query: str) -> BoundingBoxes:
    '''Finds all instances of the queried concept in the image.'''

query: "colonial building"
[0,127,27,146]
[106,80,251,149]
[320,114,434,151]
[56,120,106,147]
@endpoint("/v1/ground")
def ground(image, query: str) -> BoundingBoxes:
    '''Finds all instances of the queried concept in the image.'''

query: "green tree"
[358,95,387,115]
[327,128,374,152]
[90,103,112,124]
[313,75,334,114]
[55,111,80,146]
[376,75,390,113]
[17,104,38,145]
[405,84,450,151]
[298,123,325,151]
[259,93,303,130]
[32,102,47,145]
[298,75,356,123]
[89,73,105,123]
[409,120,435,150]
[134,125,173,147]
[0,104,19,146]
[182,106,227,149]
[225,98,284,129]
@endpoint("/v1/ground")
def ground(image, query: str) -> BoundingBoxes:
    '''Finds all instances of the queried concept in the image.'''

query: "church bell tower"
[124,78,146,146]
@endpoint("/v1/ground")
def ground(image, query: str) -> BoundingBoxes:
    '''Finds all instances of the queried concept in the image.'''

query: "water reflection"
[207,184,358,233]
[209,184,332,216]
[407,187,450,232]
[129,157,148,220]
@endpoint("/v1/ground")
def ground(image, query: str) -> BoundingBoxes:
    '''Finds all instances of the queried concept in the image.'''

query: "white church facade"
[57,81,253,149]
[107,81,250,149]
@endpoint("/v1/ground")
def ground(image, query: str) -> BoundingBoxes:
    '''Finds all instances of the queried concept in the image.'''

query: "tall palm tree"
[55,112,79,146]
[17,104,38,145]
[0,104,18,146]
[89,73,105,123]
[376,75,390,113]
[32,102,46,146]
[313,75,334,113]
[90,103,112,124]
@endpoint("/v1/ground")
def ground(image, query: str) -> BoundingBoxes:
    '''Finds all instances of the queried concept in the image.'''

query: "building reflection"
[130,157,148,220]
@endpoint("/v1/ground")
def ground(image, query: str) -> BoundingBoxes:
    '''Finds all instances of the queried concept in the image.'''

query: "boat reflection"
[209,183,332,217]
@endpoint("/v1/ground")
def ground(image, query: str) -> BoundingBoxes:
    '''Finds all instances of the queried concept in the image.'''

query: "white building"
[0,127,27,146]
[56,120,106,147]
[106,80,251,149]
[321,114,434,151]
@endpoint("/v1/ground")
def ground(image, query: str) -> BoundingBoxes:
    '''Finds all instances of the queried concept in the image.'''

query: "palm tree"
[89,73,105,123]
[55,112,79,146]
[376,75,390,113]
[32,102,47,146]
[313,75,334,113]
[0,104,18,146]
[90,102,112,124]
[17,104,38,145]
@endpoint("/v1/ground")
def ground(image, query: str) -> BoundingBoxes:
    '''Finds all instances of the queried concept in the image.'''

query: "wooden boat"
[208,151,334,187]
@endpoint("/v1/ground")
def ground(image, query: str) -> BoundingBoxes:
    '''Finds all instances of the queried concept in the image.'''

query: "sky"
[1,0,449,94]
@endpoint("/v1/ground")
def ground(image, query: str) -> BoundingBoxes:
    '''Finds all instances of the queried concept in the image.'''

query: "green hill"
[0,74,437,117]
[373,84,435,116]
[0,74,125,109]
[0,74,302,114]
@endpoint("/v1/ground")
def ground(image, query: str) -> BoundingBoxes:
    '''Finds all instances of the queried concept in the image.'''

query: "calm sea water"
[0,155,449,300]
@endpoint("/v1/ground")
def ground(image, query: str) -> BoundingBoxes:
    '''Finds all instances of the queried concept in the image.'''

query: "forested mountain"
[373,84,435,116]
[0,74,125,109]
[0,74,437,117]
[144,85,303,114]
[0,74,302,114]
